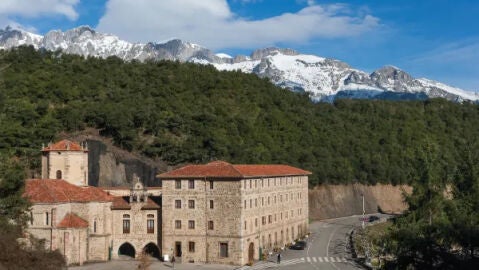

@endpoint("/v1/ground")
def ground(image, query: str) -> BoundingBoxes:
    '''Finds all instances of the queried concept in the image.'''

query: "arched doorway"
[143,242,160,259]
[118,242,135,258]
[248,242,254,265]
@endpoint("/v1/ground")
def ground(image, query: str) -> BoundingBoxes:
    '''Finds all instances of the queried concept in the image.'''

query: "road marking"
[318,257,323,262]
[336,257,342,262]
[312,257,317,262]
[324,257,329,262]
[330,257,336,262]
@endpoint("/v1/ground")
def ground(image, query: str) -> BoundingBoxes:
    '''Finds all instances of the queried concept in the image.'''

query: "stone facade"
[159,161,310,265]
[41,140,89,186]
[26,141,310,267]
[25,140,161,266]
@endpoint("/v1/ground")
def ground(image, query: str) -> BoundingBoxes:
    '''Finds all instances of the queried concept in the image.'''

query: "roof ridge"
[229,163,245,177]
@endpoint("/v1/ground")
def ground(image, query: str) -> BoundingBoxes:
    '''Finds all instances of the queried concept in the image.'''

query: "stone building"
[159,161,310,265]
[24,140,161,265]
[24,140,310,266]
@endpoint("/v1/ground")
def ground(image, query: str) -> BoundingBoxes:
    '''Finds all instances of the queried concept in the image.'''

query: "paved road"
[237,214,391,270]
[72,214,390,270]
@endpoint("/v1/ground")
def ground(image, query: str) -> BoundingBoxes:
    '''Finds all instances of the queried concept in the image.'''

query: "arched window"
[123,214,130,234]
[147,214,154,234]
[56,170,62,179]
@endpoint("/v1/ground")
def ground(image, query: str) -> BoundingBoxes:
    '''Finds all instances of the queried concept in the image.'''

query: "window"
[209,200,214,209]
[175,180,181,189]
[261,179,264,188]
[274,196,276,204]
[208,220,214,230]
[56,170,62,179]
[188,200,195,209]
[188,220,195,229]
[267,197,270,205]
[268,215,272,224]
[175,200,182,209]
[255,198,257,207]
[123,214,130,234]
[147,214,154,234]
[188,180,195,189]
[219,243,228,258]
[244,180,246,189]
[30,212,33,225]
[249,180,252,188]
[244,200,246,209]
[255,180,257,188]
[93,219,97,233]
[250,199,252,208]
[175,220,181,229]
[244,221,247,230]
[45,212,49,225]
[189,242,195,253]
[262,216,266,225]
[262,197,264,206]
[255,218,258,227]
[209,180,213,189]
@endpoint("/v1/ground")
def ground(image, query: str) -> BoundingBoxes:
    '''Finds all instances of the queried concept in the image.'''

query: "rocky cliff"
[309,184,411,220]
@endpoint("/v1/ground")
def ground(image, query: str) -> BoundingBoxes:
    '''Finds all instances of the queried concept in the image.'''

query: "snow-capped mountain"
[1,26,477,102]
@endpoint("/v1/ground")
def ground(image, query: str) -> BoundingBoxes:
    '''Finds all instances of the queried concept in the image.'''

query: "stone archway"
[143,242,160,259]
[248,242,254,265]
[118,242,136,258]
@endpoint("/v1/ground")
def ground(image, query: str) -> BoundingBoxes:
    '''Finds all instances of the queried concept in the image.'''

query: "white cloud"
[0,0,79,20]
[0,0,79,30]
[97,0,379,50]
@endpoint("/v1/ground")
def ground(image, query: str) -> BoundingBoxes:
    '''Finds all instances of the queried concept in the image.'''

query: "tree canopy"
[1,46,479,186]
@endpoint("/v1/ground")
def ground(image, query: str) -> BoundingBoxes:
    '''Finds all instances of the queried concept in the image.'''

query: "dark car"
[289,240,307,250]
[368,215,380,222]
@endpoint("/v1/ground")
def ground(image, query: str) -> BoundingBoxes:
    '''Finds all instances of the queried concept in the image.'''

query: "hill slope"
[1,46,479,186]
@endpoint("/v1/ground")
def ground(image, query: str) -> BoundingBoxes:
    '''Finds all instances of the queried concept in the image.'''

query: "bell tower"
[41,139,89,186]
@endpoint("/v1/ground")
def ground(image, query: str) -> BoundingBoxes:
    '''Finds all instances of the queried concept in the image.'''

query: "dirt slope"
[309,184,411,220]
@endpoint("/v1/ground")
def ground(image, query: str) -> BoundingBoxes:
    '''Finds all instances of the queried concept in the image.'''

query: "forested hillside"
[1,46,479,186]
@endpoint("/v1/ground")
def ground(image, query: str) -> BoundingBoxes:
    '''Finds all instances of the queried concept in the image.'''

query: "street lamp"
[361,193,365,229]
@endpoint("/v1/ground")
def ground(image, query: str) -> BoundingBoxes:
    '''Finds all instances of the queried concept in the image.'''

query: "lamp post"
[361,194,365,229]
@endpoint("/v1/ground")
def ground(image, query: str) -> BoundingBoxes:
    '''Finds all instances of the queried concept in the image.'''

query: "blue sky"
[1,0,478,91]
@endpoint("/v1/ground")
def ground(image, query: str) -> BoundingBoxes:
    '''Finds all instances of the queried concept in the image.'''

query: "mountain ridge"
[1,25,476,102]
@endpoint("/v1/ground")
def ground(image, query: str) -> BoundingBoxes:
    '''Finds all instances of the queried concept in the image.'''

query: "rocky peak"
[250,47,298,60]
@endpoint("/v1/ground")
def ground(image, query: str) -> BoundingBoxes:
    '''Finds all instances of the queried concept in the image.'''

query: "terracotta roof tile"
[142,198,161,210]
[57,213,88,228]
[111,196,131,210]
[24,179,113,203]
[42,139,86,152]
[158,161,311,179]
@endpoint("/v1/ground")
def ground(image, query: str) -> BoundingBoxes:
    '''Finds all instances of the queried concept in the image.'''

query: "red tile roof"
[111,196,161,210]
[42,139,86,152]
[158,161,311,179]
[24,179,113,203]
[142,198,161,210]
[111,196,131,210]
[57,213,88,228]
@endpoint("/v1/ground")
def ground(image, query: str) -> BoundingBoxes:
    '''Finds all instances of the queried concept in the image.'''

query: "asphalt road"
[238,214,391,270]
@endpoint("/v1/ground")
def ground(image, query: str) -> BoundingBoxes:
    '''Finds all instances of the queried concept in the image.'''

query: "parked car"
[368,215,380,222]
[289,240,307,250]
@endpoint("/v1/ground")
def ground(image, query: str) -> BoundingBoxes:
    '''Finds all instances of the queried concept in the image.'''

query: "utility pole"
[362,194,365,229]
